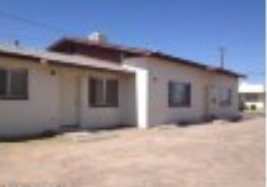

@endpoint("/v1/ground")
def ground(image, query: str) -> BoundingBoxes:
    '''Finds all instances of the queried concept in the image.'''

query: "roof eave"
[47,37,70,50]
[47,37,244,78]
[0,48,133,74]
[208,68,246,78]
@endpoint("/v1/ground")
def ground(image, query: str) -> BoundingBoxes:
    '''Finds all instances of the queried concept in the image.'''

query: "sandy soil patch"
[0,117,264,187]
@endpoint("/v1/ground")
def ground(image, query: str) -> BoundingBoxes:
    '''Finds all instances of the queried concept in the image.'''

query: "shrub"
[250,105,257,111]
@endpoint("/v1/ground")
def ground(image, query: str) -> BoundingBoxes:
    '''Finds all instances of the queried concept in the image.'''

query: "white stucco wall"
[146,58,210,125]
[123,58,150,128]
[0,57,61,137]
[243,102,265,110]
[0,56,136,137]
[0,54,240,136]
[121,75,136,126]
[207,73,239,118]
[124,57,239,127]
[79,70,135,128]
[238,83,265,111]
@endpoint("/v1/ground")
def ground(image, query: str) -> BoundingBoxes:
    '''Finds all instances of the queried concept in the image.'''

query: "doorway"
[60,73,80,127]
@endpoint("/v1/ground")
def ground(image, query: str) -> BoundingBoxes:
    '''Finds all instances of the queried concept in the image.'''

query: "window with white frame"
[0,68,28,99]
[168,81,191,107]
[89,78,119,107]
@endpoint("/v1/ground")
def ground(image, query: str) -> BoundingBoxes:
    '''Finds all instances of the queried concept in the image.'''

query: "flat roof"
[239,83,265,93]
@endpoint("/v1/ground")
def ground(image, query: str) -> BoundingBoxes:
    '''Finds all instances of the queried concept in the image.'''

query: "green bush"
[250,105,257,111]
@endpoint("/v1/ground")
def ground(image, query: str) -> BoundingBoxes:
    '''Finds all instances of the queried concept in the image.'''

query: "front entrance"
[204,85,218,119]
[60,73,80,127]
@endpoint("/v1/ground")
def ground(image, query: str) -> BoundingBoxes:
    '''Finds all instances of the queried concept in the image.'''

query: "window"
[89,78,118,107]
[219,88,231,106]
[244,93,259,102]
[0,68,28,100]
[169,81,191,107]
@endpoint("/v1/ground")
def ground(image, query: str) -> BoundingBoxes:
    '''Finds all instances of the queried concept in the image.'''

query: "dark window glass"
[106,79,118,106]
[95,79,105,105]
[10,70,28,97]
[89,78,104,106]
[89,78,97,106]
[0,68,28,99]
[89,78,119,107]
[0,68,7,96]
[245,93,259,102]
[169,81,191,107]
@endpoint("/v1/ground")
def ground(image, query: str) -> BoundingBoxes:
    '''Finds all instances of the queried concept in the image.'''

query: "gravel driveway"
[0,117,264,187]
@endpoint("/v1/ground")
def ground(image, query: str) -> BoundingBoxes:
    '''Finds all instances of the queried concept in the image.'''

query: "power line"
[0,11,68,33]
[246,72,265,75]
[246,74,265,77]
[0,33,55,41]
[0,11,265,78]
[243,71,265,75]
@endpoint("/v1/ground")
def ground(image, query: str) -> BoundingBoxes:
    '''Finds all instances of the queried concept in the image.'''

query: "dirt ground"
[0,117,265,187]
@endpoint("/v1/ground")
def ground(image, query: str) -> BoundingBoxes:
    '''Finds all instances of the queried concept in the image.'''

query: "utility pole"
[219,47,225,69]
[14,40,20,47]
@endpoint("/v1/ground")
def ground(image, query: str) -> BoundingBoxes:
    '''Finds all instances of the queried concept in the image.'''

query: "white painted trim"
[123,64,149,129]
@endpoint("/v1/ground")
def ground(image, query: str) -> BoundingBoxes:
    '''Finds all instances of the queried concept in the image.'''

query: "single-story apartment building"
[0,33,243,137]
[239,82,265,111]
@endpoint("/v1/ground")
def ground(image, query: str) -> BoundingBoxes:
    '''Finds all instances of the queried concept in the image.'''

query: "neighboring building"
[239,82,265,111]
[0,33,243,137]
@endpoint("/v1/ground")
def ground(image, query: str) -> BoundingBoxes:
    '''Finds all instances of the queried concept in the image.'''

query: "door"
[204,86,209,117]
[204,85,217,118]
[60,73,80,126]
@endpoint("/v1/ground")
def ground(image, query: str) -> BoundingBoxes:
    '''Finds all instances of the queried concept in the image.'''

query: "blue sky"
[0,0,265,83]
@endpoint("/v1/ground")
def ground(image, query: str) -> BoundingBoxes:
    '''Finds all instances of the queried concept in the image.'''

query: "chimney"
[88,32,106,43]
